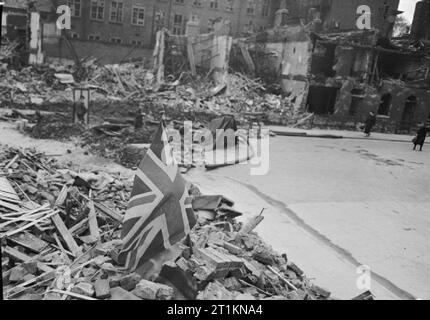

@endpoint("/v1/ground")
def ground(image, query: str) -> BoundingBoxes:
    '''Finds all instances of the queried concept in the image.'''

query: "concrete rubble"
[0,145,359,300]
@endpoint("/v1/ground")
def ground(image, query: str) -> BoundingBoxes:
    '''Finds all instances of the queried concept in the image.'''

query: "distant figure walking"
[364,112,376,137]
[413,123,428,151]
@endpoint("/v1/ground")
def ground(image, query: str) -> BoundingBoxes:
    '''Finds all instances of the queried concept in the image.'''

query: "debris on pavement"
[0,146,345,300]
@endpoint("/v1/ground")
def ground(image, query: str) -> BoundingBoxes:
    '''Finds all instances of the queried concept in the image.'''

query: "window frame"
[172,13,184,35]
[246,0,256,15]
[209,0,219,10]
[262,0,270,17]
[225,0,234,12]
[131,5,146,26]
[90,0,105,21]
[110,0,124,23]
[68,0,82,18]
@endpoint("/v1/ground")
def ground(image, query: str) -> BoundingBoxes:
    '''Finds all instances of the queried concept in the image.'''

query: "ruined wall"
[332,80,430,132]
[44,39,154,65]
[266,26,312,112]
[411,0,430,41]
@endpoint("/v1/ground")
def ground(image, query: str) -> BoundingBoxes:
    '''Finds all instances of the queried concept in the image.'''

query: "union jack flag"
[119,122,196,271]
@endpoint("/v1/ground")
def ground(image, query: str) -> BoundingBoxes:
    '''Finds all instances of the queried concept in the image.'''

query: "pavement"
[269,125,421,143]
[1,119,429,300]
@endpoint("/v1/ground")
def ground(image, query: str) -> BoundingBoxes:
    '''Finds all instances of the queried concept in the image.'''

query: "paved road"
[188,134,430,300]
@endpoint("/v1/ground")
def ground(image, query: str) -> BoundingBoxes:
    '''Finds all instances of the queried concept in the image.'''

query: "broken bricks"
[132,279,175,300]
[94,279,111,299]
[71,282,95,297]
[193,247,244,281]
[0,146,330,300]
[119,273,141,291]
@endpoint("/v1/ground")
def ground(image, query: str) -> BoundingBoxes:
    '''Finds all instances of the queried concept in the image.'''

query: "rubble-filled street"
[1,0,430,306]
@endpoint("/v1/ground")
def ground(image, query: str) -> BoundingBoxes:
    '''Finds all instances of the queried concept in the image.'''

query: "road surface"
[187,133,430,300]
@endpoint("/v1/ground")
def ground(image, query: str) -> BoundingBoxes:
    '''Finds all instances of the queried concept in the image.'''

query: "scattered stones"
[119,273,141,291]
[132,279,175,300]
[71,282,95,297]
[94,279,111,299]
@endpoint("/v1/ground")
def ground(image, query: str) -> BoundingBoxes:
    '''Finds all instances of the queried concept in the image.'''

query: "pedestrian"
[75,95,87,124]
[413,123,428,152]
[363,112,376,137]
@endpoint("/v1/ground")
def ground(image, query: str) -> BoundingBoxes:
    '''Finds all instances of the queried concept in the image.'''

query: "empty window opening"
[311,42,336,77]
[306,86,339,115]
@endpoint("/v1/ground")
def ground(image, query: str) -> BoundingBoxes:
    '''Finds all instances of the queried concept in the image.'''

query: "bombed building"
[234,0,430,133]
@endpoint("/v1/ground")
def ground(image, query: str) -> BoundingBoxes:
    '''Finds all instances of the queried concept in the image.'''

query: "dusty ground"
[1,120,428,300]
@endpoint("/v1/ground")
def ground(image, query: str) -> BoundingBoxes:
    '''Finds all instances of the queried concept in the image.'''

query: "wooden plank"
[0,199,22,212]
[0,177,20,201]
[8,232,49,253]
[51,213,81,257]
[3,246,54,273]
[1,209,58,238]
[78,192,122,223]
[53,233,72,264]
[49,289,98,301]
[4,154,19,170]
[267,265,298,291]
[87,201,100,241]
[55,185,69,207]
[93,202,122,223]
[69,218,89,235]
[187,41,197,76]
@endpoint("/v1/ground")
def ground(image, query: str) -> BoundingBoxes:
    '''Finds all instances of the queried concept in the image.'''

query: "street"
[187,132,430,300]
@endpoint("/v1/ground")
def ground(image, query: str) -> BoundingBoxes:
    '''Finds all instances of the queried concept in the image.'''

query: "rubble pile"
[80,126,155,167]
[29,113,86,140]
[0,59,289,125]
[1,146,334,300]
[0,41,20,64]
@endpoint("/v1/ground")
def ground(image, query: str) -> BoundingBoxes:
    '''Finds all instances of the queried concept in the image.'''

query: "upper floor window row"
[67,0,146,26]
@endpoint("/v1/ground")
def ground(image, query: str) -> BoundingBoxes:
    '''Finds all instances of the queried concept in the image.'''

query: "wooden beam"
[3,246,54,273]
[88,201,101,242]
[51,213,81,257]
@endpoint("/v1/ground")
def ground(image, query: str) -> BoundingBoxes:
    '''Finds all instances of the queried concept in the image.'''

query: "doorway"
[377,93,392,116]
[306,86,339,115]
[400,96,417,132]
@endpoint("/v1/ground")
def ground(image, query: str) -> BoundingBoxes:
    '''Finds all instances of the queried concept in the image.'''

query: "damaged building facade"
[243,0,430,133]
[1,0,282,64]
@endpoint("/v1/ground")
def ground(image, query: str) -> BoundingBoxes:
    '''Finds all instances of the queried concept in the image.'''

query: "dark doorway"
[377,93,392,116]
[400,96,417,132]
[306,86,339,115]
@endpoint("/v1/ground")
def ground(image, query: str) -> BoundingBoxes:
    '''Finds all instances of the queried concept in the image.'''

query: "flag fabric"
[119,122,196,271]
